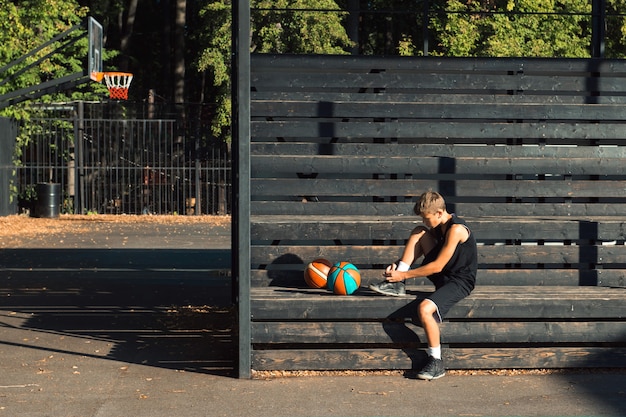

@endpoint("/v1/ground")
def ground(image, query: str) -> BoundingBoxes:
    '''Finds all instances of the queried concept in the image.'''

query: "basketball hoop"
[94,72,133,100]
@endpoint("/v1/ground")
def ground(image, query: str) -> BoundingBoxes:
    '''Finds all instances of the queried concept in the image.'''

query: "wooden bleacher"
[241,55,626,374]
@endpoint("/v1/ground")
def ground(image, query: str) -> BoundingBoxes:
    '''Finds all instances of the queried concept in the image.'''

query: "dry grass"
[0,213,230,247]
[252,368,626,379]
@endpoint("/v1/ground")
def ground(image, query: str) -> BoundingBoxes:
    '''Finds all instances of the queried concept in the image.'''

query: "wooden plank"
[251,216,626,242]
[250,286,626,320]
[251,178,626,199]
[250,244,621,268]
[250,217,626,241]
[251,201,626,218]
[252,101,626,121]
[252,155,626,176]
[251,142,626,159]
[252,321,626,344]
[251,54,626,75]
[252,121,626,142]
[252,347,426,371]
[597,270,626,287]
[445,347,626,369]
[477,269,614,287]
[250,268,611,288]
[253,91,626,105]
[251,347,626,371]
[251,71,626,94]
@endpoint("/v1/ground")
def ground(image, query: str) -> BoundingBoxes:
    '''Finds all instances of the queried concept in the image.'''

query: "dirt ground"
[0,213,231,248]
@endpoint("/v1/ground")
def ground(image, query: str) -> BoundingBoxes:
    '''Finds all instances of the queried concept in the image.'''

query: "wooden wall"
[242,55,626,374]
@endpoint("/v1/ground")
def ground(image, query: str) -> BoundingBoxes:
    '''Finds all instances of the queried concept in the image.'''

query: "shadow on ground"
[0,248,236,377]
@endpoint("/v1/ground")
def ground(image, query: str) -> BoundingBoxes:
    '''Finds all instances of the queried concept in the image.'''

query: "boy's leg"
[416,281,472,380]
[369,227,437,297]
[418,299,441,351]
[416,299,445,380]
[399,226,437,266]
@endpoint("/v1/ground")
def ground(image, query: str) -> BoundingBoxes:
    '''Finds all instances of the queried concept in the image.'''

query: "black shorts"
[426,279,473,322]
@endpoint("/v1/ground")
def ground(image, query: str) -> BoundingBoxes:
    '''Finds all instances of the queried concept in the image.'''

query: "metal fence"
[16,101,231,215]
[0,117,18,216]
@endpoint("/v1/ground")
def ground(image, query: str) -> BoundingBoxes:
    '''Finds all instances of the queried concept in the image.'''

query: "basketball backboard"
[88,17,103,81]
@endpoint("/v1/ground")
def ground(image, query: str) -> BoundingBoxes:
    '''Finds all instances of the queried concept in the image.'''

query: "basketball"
[327,262,361,295]
[304,258,333,289]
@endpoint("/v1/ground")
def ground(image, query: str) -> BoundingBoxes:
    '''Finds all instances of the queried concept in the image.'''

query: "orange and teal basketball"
[327,262,361,295]
[304,258,333,289]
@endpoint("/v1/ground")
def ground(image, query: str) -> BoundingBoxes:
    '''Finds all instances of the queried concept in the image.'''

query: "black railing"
[15,101,231,216]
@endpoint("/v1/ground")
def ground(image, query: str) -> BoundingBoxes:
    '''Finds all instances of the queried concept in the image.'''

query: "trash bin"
[33,182,61,218]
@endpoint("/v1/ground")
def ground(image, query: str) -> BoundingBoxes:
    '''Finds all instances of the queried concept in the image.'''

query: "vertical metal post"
[194,135,201,215]
[347,0,360,55]
[233,0,251,378]
[422,0,429,56]
[74,100,84,214]
[591,0,606,58]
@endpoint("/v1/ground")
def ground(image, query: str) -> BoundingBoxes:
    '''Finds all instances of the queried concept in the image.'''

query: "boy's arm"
[388,226,429,272]
[384,224,468,282]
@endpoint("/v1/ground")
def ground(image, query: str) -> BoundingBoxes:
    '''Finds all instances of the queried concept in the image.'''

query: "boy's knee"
[411,225,429,236]
[418,299,437,319]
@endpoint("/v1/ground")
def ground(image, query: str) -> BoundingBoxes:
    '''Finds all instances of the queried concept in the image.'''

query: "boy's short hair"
[414,191,446,215]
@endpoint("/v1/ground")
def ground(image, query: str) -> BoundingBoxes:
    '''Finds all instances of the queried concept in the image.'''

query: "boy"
[369,191,477,380]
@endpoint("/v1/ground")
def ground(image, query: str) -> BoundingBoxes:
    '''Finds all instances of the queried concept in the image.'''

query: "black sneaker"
[417,356,445,380]
[368,281,406,297]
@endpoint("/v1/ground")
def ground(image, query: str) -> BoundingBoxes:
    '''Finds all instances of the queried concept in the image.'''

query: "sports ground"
[0,215,624,417]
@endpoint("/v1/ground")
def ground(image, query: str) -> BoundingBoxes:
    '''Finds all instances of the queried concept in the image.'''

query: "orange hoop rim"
[92,71,134,100]
[92,71,133,83]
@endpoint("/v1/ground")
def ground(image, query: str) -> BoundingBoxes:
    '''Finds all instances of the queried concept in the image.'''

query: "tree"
[339,0,427,55]
[604,0,626,58]
[174,0,186,105]
[482,0,591,57]
[196,0,353,142]
[0,0,109,145]
[0,0,107,117]
[413,0,592,57]
[251,0,353,54]
[0,0,114,207]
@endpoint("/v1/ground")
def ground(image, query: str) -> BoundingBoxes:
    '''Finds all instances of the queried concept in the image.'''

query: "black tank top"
[422,214,477,290]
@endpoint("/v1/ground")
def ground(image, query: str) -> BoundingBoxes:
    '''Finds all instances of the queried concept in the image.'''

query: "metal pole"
[74,101,84,214]
[194,131,201,215]
[233,0,251,378]
[591,0,606,58]
[422,0,429,56]
[347,0,360,55]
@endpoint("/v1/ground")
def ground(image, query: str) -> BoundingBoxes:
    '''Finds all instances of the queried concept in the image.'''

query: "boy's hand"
[384,264,405,282]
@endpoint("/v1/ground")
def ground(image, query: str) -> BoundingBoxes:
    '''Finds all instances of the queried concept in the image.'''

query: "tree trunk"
[118,0,138,72]
[174,0,186,104]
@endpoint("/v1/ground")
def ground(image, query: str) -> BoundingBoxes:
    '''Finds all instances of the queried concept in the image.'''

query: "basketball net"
[94,72,133,100]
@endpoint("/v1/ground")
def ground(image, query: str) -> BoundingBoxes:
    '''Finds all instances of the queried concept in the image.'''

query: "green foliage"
[197,0,353,143]
[0,0,113,154]
[398,35,419,56]
[604,0,626,58]
[0,0,119,212]
[429,0,592,57]
[0,0,94,103]
[252,0,352,54]
[430,0,482,56]
[196,1,233,140]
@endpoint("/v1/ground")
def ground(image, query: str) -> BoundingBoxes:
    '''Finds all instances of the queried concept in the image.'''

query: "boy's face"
[420,210,442,228]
